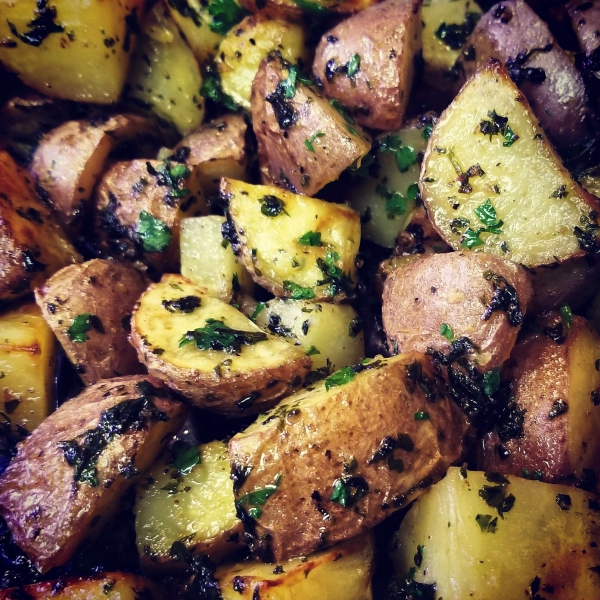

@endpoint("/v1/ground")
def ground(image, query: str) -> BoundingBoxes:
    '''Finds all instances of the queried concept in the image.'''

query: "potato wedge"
[216,15,310,110]
[223,178,361,302]
[217,534,374,599]
[251,52,371,197]
[0,375,188,572]
[0,572,164,600]
[175,115,249,196]
[34,259,149,385]
[130,274,311,415]
[420,60,600,310]
[0,303,55,432]
[478,314,600,486]
[382,252,532,370]
[0,0,144,104]
[0,150,80,303]
[312,0,422,131]
[94,158,207,273]
[136,440,242,569]
[229,352,467,561]
[391,467,600,600]
[181,216,254,303]
[30,114,160,234]
[457,0,594,153]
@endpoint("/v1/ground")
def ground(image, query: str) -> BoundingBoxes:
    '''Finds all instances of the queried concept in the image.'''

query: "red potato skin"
[382,252,533,370]
[312,0,422,131]
[567,0,600,57]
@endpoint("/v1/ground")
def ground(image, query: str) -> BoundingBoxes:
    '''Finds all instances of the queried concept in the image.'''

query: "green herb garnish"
[298,230,322,246]
[162,296,201,314]
[259,194,288,217]
[304,131,325,153]
[172,443,201,475]
[68,313,101,343]
[475,513,498,533]
[238,473,282,512]
[325,366,355,391]
[251,301,266,320]
[179,319,267,354]
[283,281,316,300]
[347,53,361,78]
[206,0,246,35]
[479,110,519,147]
[478,484,515,518]
[414,411,430,420]
[306,345,321,356]
[378,134,418,173]
[330,98,355,125]
[200,67,238,111]
[482,368,501,396]
[137,211,173,253]
[440,323,453,341]
[559,304,573,329]
[330,475,368,508]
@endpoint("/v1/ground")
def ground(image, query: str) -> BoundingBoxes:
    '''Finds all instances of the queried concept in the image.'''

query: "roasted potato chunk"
[312,0,422,131]
[229,353,467,560]
[216,15,310,109]
[34,259,149,385]
[478,315,600,486]
[217,534,374,599]
[392,467,600,600]
[30,114,159,234]
[0,150,80,303]
[0,375,188,572]
[0,304,55,432]
[95,158,207,273]
[0,572,164,600]
[181,216,254,303]
[136,440,242,569]
[251,52,371,197]
[223,178,361,302]
[382,252,532,370]
[457,0,594,154]
[130,274,311,415]
[0,0,144,104]
[420,60,600,310]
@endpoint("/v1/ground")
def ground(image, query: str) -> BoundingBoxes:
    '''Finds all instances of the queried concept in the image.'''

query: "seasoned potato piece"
[131,274,311,415]
[312,0,421,131]
[251,52,371,197]
[216,15,310,109]
[0,150,80,303]
[126,5,205,135]
[382,252,532,370]
[223,179,361,302]
[0,375,187,572]
[181,216,253,303]
[229,353,467,561]
[217,534,374,599]
[95,158,207,273]
[0,0,144,104]
[568,0,600,57]
[175,115,249,196]
[457,0,594,153]
[136,440,242,569]
[30,114,159,234]
[0,572,164,600]
[34,259,149,385]
[347,120,429,248]
[250,298,365,374]
[239,0,376,21]
[421,60,600,310]
[392,467,600,600]
[0,304,55,432]
[478,315,600,485]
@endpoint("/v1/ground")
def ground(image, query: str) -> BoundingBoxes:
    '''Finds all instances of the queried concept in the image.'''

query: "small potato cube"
[0,304,55,432]
[181,216,253,303]
[136,440,242,569]
[223,178,361,302]
[217,534,374,599]
[216,15,310,109]
[392,467,600,600]
[312,0,422,131]
[130,274,311,415]
[0,376,188,572]
[0,150,80,302]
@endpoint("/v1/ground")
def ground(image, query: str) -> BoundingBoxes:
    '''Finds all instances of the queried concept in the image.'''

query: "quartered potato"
[0,375,188,572]
[223,178,361,302]
[216,15,310,109]
[181,216,254,303]
[217,534,374,599]
[0,0,145,104]
[421,60,600,310]
[0,303,55,432]
[130,274,311,415]
[478,314,600,485]
[0,150,80,303]
[136,440,242,569]
[229,352,468,560]
[392,467,600,600]
[312,0,422,131]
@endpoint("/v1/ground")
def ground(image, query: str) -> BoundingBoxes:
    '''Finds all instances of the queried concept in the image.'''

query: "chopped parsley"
[475,513,498,533]
[434,12,479,50]
[325,366,355,391]
[251,301,266,320]
[378,134,418,173]
[330,475,369,508]
[478,484,515,518]
[146,160,191,201]
[482,369,501,396]
[172,443,201,475]
[440,323,453,341]
[460,199,503,249]
[179,319,267,354]
[306,345,321,356]
[376,184,408,219]
[162,296,201,314]
[414,411,430,420]
[559,304,573,329]
[137,211,173,253]
[237,473,282,519]
[479,110,519,147]
[316,250,354,298]
[277,64,312,99]
[298,231,322,246]
[206,0,247,35]
[200,66,238,111]
[259,194,288,217]
[304,131,325,153]
[68,313,102,343]
[347,53,361,79]
[330,98,355,125]
[283,280,315,300]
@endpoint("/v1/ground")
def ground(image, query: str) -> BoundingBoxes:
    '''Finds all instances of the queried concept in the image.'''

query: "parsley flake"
[325,366,355,390]
[68,313,102,343]
[298,231,322,246]
[440,323,453,341]
[475,513,498,533]
[283,281,315,300]
[137,211,173,253]
[179,319,267,354]
[206,0,247,35]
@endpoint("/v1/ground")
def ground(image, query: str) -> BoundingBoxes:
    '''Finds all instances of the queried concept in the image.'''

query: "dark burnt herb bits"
[259,194,288,217]
[505,46,551,85]
[481,271,523,326]
[168,0,202,26]
[68,313,102,343]
[478,484,515,518]
[267,313,294,338]
[434,12,479,50]
[476,513,498,533]
[548,399,568,419]
[146,160,191,201]
[479,110,519,147]
[21,249,46,273]
[550,185,568,199]
[162,296,202,314]
[169,542,222,599]
[137,211,172,253]
[179,319,267,354]
[7,0,64,47]
[349,318,363,338]
[266,88,298,130]
[556,493,571,510]
[384,567,437,600]
[414,545,424,568]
